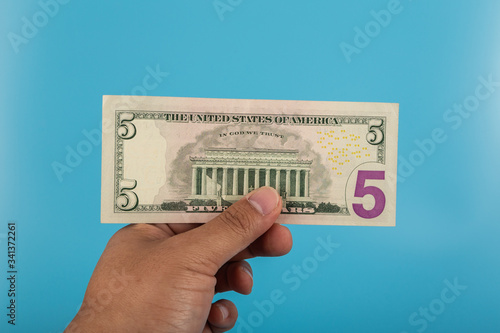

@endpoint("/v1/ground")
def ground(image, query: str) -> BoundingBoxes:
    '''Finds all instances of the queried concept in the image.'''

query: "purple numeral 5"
[352,170,386,219]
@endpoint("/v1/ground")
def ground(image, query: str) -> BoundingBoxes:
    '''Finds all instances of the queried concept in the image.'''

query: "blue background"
[2,1,499,332]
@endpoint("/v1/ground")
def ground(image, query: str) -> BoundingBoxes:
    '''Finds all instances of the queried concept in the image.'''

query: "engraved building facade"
[189,148,312,202]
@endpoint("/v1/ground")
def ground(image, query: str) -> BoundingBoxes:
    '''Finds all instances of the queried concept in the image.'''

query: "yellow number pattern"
[316,129,371,176]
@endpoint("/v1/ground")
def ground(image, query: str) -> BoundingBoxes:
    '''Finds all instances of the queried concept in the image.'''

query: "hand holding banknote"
[67,187,292,333]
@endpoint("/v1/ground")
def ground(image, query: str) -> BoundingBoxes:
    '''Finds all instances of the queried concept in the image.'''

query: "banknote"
[101,96,399,226]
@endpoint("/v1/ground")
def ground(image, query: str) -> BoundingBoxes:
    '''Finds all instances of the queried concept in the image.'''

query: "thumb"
[176,186,282,273]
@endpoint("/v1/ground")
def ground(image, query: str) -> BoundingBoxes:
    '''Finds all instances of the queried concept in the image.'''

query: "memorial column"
[285,169,291,197]
[191,167,197,195]
[276,169,281,194]
[243,168,249,194]
[304,170,309,197]
[212,168,218,195]
[201,167,207,195]
[222,167,228,196]
[254,168,260,189]
[265,168,271,187]
[295,170,301,197]
[232,168,238,195]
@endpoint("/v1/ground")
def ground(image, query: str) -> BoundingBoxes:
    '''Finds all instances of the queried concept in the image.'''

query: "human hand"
[66,186,292,332]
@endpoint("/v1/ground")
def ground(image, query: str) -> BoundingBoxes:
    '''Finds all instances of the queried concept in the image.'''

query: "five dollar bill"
[101,96,398,226]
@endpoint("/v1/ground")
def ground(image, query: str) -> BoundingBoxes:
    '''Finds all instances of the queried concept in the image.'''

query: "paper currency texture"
[102,96,399,226]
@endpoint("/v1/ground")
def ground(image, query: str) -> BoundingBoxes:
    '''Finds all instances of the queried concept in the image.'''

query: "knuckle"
[218,204,255,237]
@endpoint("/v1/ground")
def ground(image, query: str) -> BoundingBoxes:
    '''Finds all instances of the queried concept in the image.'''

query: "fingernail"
[216,303,229,320]
[247,187,279,216]
[241,264,253,281]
